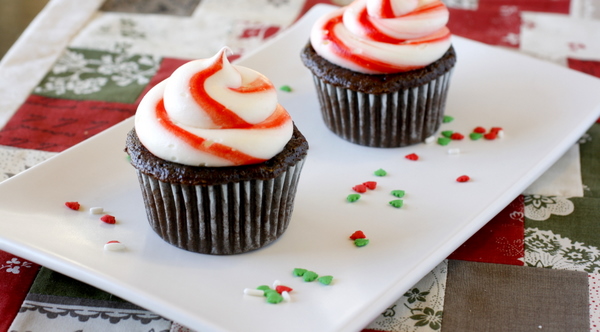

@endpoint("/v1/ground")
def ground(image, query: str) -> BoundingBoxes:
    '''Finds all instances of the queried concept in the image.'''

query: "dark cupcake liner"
[135,158,306,255]
[311,69,454,147]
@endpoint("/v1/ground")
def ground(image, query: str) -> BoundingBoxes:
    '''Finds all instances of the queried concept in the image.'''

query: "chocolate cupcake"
[301,0,457,147]
[126,48,308,255]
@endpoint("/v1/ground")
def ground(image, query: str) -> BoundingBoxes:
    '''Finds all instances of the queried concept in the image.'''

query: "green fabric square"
[33,47,160,104]
[580,123,600,197]
[444,260,589,331]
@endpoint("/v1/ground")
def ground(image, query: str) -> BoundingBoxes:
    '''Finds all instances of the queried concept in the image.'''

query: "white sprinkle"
[272,280,281,288]
[243,288,264,297]
[447,148,461,155]
[104,241,126,251]
[424,136,436,144]
[497,130,505,138]
[89,207,104,215]
[282,291,291,302]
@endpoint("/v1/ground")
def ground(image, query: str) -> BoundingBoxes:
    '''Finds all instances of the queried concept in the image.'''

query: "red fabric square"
[447,195,525,265]
[0,251,40,332]
[448,0,570,47]
[0,95,136,152]
[568,58,600,79]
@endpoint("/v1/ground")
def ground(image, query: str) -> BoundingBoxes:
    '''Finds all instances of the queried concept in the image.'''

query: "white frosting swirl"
[310,0,452,74]
[135,47,294,167]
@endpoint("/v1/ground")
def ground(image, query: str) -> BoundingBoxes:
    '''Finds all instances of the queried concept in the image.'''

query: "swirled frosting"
[310,0,452,74]
[135,47,294,167]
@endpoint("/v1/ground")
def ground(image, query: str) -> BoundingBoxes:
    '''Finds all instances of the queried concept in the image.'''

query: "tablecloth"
[0,0,599,331]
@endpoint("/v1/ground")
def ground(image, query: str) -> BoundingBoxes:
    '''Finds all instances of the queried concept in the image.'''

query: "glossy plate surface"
[1,5,600,332]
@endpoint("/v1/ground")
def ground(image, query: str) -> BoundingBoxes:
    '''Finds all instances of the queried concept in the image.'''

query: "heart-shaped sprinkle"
[470,132,483,140]
[443,115,454,123]
[65,202,80,211]
[100,215,116,224]
[389,200,404,208]
[484,132,497,140]
[354,238,370,247]
[473,126,486,133]
[318,276,334,285]
[456,175,470,182]
[490,127,503,134]
[441,130,454,138]
[391,190,405,198]
[292,268,307,277]
[450,132,464,140]
[275,285,293,294]
[363,181,377,190]
[303,271,319,282]
[437,137,451,146]
[405,153,419,161]
[346,194,361,203]
[266,292,284,304]
[350,230,366,240]
[374,168,387,177]
[352,184,367,193]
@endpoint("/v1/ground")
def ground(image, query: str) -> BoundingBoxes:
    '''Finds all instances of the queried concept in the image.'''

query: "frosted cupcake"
[126,47,309,255]
[301,0,456,147]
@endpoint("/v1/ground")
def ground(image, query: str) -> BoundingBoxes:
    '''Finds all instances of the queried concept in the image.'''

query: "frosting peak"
[310,0,452,74]
[135,47,293,167]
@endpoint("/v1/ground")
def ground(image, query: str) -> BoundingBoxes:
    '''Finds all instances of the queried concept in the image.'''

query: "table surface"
[1,0,599,331]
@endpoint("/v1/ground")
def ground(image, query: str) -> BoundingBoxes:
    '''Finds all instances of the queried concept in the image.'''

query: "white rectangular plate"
[1,5,600,332]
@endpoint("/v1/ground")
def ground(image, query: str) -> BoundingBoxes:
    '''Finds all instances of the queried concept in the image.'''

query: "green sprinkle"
[374,168,387,177]
[391,190,405,198]
[443,115,454,123]
[441,130,454,138]
[293,268,307,277]
[347,194,361,202]
[318,275,334,285]
[389,199,404,208]
[266,292,284,304]
[437,137,451,146]
[256,285,271,291]
[470,132,483,140]
[303,271,319,282]
[279,85,292,92]
[354,238,369,247]
[263,289,279,297]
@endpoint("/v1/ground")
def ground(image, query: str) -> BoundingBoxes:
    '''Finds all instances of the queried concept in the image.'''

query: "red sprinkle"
[65,202,80,211]
[473,126,486,134]
[456,175,470,183]
[350,230,367,240]
[101,215,116,224]
[490,127,503,134]
[352,184,367,193]
[363,181,377,190]
[484,132,497,140]
[275,285,293,294]
[106,240,120,244]
[405,153,419,161]
[450,132,464,140]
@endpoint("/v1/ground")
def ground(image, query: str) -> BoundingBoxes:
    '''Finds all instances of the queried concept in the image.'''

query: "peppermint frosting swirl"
[310,0,452,74]
[135,47,294,167]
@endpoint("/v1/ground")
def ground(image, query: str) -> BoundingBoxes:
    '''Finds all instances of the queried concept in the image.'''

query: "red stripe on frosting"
[155,99,267,165]
[189,57,253,129]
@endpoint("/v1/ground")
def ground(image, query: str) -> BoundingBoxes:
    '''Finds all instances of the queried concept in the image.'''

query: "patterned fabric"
[1,0,599,331]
